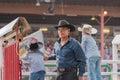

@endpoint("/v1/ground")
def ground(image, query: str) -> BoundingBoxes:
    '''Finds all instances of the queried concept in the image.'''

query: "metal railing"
[22,60,120,80]
[44,60,120,80]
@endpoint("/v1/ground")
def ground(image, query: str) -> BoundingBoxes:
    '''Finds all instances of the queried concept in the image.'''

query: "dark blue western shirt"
[51,37,86,76]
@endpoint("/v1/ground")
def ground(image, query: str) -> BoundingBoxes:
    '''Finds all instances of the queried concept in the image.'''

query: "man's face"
[57,27,70,38]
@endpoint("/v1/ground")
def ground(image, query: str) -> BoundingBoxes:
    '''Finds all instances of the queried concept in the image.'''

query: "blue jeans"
[87,57,102,80]
[29,70,45,80]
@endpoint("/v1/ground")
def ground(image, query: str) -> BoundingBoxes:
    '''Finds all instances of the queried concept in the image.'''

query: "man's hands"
[44,53,49,60]
[44,50,50,60]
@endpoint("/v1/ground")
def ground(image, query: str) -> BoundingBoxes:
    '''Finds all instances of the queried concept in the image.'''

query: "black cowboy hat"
[21,37,43,50]
[55,19,75,32]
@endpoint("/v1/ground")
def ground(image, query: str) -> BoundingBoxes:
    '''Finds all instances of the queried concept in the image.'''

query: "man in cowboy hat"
[80,24,102,80]
[49,19,86,80]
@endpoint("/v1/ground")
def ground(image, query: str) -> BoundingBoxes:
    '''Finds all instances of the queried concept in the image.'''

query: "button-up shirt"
[20,50,45,73]
[81,34,101,59]
[52,37,86,76]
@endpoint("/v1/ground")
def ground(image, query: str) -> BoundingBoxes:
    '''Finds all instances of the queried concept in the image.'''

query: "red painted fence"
[4,41,21,80]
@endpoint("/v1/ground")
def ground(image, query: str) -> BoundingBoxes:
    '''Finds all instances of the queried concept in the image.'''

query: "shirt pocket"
[61,47,73,57]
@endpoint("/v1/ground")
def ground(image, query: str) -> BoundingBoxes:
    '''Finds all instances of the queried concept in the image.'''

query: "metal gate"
[4,41,21,80]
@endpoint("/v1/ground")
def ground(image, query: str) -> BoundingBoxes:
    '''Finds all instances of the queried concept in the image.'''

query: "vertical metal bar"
[112,44,118,80]
[100,7,105,59]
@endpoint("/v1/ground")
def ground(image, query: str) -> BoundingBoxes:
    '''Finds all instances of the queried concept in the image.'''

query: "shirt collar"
[56,37,72,44]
